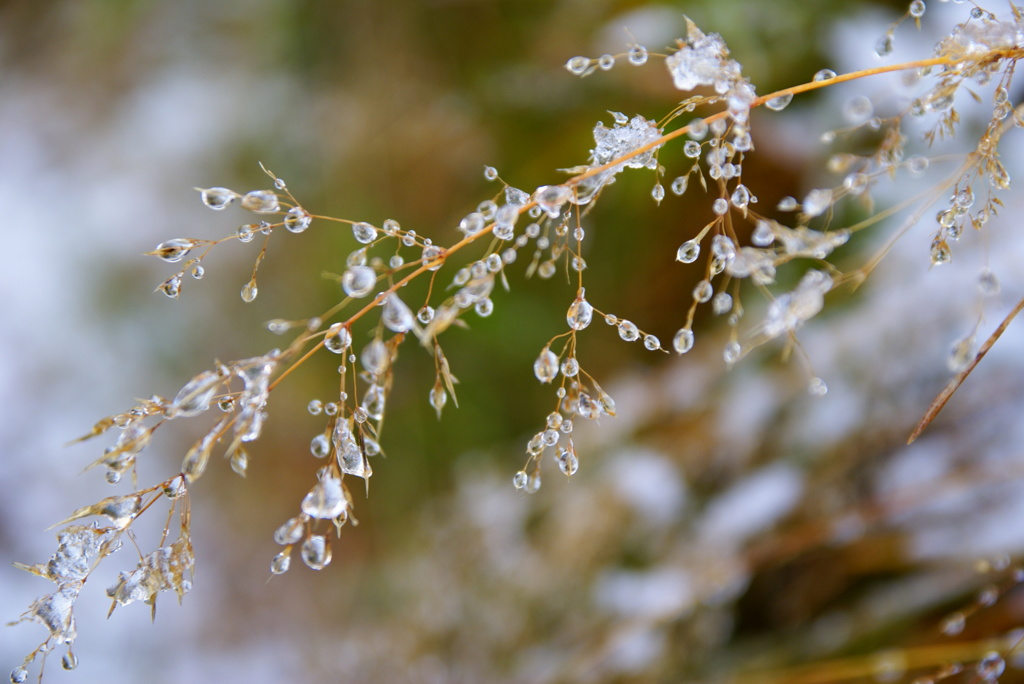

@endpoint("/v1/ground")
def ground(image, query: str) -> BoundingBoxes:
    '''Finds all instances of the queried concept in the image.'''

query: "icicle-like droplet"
[241,279,258,302]
[199,187,236,210]
[11,667,28,683]
[352,222,377,244]
[324,323,352,354]
[676,239,700,263]
[534,348,559,383]
[149,238,198,263]
[765,93,793,111]
[270,551,291,575]
[513,470,528,490]
[557,442,579,476]
[61,651,78,671]
[301,535,332,570]
[341,265,376,298]
[381,293,415,333]
[310,433,330,458]
[360,339,389,376]
[241,190,279,213]
[273,516,306,545]
[158,274,182,299]
[301,470,347,519]
[284,207,312,233]
[429,383,447,419]
[566,290,593,330]
[673,328,694,354]
[170,370,221,418]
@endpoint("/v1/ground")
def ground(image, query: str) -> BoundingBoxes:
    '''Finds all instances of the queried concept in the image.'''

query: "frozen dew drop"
[671,176,689,196]
[241,189,280,213]
[712,234,736,261]
[324,402,338,416]
[628,45,648,65]
[310,433,330,458]
[723,340,741,365]
[731,184,751,208]
[11,667,28,684]
[777,196,798,212]
[284,206,312,233]
[979,268,1000,295]
[651,183,665,203]
[712,291,733,315]
[474,298,494,317]
[643,334,661,351]
[200,187,236,210]
[976,652,1005,681]
[809,377,828,396]
[159,274,182,299]
[597,54,615,70]
[561,356,580,377]
[308,399,323,415]
[230,447,249,476]
[459,212,486,235]
[534,348,559,383]
[302,471,347,519]
[712,198,729,215]
[693,279,713,303]
[151,238,198,263]
[813,69,837,82]
[270,551,291,575]
[676,239,700,264]
[876,33,894,58]
[61,651,78,671]
[191,264,204,279]
[930,238,952,266]
[241,279,258,303]
[429,384,447,417]
[947,335,975,373]
[171,370,220,417]
[688,117,708,140]
[618,320,640,342]
[341,265,376,297]
[557,444,579,476]
[382,293,415,333]
[752,220,775,246]
[483,165,499,181]
[352,222,377,244]
[802,188,833,218]
[163,474,187,499]
[844,95,873,124]
[361,338,389,376]
[566,290,594,330]
[765,92,793,111]
[684,140,702,158]
[237,224,256,242]
[417,306,435,324]
[421,244,443,270]
[909,0,926,18]
[485,253,503,272]
[274,516,306,545]
[513,470,529,490]
[526,471,542,493]
[301,535,332,570]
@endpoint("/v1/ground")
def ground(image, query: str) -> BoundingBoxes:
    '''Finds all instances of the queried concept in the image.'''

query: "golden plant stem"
[908,293,1024,443]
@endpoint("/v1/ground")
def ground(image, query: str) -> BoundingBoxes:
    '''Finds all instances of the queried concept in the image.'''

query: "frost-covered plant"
[11,1,1024,680]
